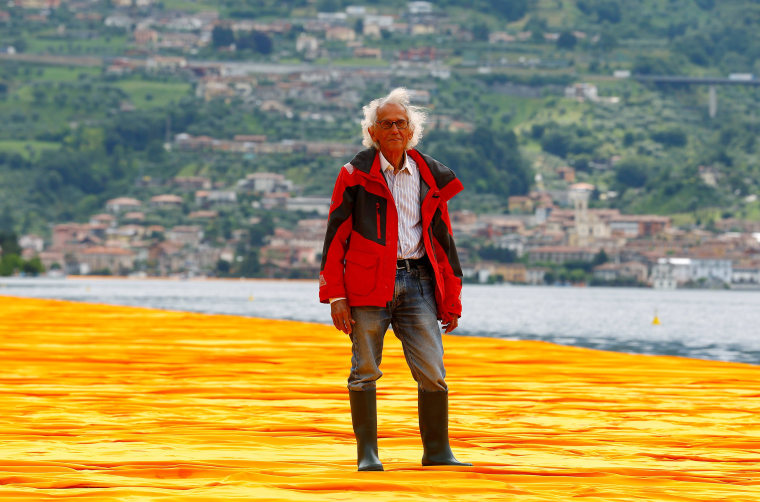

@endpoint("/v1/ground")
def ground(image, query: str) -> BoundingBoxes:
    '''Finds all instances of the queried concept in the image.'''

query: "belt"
[396,257,427,271]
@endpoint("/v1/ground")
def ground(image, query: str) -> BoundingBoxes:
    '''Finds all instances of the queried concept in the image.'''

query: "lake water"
[1,277,758,365]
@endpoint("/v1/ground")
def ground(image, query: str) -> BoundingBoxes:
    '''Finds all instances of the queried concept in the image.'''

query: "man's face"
[369,103,413,156]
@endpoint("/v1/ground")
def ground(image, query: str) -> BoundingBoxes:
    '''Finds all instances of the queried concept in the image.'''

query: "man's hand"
[442,315,459,334]
[331,299,355,334]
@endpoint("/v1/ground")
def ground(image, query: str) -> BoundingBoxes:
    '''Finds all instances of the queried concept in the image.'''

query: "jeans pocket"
[417,276,438,317]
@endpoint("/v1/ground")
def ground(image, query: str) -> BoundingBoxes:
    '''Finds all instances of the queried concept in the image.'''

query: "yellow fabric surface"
[0,295,758,501]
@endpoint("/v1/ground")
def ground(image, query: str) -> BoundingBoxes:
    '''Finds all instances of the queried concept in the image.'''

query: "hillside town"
[12,175,760,289]
[2,1,760,289]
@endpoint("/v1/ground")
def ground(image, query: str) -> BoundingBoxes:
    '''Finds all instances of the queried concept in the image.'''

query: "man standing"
[319,88,470,471]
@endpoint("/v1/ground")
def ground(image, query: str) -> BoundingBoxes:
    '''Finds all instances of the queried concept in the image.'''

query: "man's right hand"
[331,299,355,334]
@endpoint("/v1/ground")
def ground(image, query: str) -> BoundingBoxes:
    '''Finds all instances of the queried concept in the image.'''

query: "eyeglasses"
[375,119,409,130]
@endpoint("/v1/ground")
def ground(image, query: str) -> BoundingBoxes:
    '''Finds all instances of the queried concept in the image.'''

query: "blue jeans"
[348,263,447,392]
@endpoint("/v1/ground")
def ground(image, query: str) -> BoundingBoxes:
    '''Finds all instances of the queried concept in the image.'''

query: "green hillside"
[1,0,759,235]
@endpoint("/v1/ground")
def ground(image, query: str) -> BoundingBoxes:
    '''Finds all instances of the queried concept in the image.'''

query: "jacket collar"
[348,148,463,202]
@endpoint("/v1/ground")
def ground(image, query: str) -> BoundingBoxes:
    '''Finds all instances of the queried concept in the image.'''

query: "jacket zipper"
[376,202,382,240]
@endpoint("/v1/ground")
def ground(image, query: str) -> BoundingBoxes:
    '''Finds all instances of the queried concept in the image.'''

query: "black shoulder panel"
[348,148,377,174]
[418,152,457,190]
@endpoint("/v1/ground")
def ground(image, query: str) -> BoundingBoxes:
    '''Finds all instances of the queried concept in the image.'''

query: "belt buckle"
[397,258,411,272]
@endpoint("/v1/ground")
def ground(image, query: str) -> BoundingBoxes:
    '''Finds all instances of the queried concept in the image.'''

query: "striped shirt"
[379,152,425,259]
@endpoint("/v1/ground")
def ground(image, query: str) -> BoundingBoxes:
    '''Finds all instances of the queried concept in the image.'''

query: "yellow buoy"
[248,295,254,301]
[652,309,660,325]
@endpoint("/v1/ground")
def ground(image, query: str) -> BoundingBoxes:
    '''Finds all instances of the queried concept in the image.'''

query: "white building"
[286,197,331,216]
[651,258,691,289]
[732,266,760,286]
[408,1,434,14]
[652,257,732,288]
[237,172,293,193]
[565,83,598,102]
[691,258,732,285]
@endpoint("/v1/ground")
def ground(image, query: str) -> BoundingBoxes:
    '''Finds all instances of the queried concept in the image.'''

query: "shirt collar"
[379,151,415,175]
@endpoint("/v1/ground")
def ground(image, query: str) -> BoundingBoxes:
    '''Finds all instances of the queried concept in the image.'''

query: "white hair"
[361,87,427,149]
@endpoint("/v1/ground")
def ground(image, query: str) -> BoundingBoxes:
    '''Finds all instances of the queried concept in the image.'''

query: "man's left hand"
[442,316,459,333]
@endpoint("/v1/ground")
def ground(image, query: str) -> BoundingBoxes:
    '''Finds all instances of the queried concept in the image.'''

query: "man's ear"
[368,127,377,143]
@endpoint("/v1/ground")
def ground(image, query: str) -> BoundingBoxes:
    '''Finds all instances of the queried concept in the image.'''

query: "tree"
[592,249,609,266]
[237,31,273,54]
[651,127,687,147]
[597,27,617,52]
[212,26,235,48]
[237,250,260,277]
[0,231,21,257]
[12,38,27,53]
[252,32,273,55]
[488,0,532,21]
[0,254,22,276]
[424,127,531,197]
[0,206,14,232]
[472,22,490,42]
[541,130,572,157]
[22,257,44,276]
[317,0,340,12]
[614,157,650,188]
[557,31,577,50]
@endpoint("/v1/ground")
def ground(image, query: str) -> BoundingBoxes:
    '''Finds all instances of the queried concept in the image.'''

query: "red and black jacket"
[319,148,464,323]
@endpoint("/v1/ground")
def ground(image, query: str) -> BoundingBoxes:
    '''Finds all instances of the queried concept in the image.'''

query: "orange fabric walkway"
[0,296,758,501]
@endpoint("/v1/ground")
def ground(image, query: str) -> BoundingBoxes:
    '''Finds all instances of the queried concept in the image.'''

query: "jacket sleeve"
[319,166,355,303]
[431,200,462,322]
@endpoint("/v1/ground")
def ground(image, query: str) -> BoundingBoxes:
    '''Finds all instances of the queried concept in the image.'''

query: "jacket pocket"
[344,249,379,296]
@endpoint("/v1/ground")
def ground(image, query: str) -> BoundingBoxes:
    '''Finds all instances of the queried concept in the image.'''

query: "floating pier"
[0,296,758,501]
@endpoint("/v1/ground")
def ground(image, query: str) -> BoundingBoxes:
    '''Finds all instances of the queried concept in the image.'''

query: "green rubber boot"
[419,390,472,466]
[349,389,384,471]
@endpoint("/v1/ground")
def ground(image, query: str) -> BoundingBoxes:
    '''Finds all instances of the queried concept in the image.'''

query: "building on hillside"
[732,265,760,286]
[691,257,732,286]
[196,190,237,208]
[78,247,135,275]
[493,233,526,258]
[260,192,290,210]
[189,210,218,220]
[508,196,534,214]
[609,215,670,238]
[528,246,597,264]
[133,28,158,45]
[493,263,527,284]
[326,26,355,42]
[90,214,117,227]
[149,241,184,276]
[106,197,142,213]
[123,211,145,222]
[166,226,204,247]
[38,250,65,271]
[173,176,212,190]
[19,234,45,253]
[296,34,319,57]
[526,267,548,285]
[16,0,60,8]
[52,223,89,251]
[557,166,576,183]
[593,261,648,283]
[286,197,331,216]
[565,83,598,102]
[108,224,145,244]
[150,194,184,208]
[146,56,187,72]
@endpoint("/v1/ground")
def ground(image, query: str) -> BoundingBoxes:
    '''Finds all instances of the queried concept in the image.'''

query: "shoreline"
[6,274,760,290]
